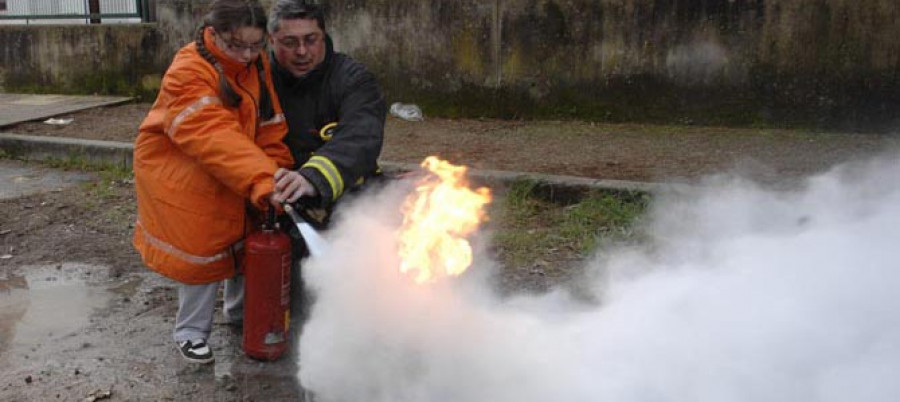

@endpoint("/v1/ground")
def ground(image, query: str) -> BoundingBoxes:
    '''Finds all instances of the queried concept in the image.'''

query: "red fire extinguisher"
[242,208,291,360]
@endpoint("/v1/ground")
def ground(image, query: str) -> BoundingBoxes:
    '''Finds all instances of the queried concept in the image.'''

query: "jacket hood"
[203,27,258,74]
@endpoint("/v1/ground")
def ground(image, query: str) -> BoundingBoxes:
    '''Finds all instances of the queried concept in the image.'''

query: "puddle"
[0,263,111,355]
[0,160,95,200]
[109,275,144,298]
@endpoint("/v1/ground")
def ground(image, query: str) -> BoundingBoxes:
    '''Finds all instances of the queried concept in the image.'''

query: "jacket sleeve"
[298,61,386,206]
[256,57,294,169]
[161,66,280,208]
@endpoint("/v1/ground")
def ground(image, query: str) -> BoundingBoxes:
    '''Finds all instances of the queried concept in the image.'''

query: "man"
[268,0,386,211]
[266,0,386,325]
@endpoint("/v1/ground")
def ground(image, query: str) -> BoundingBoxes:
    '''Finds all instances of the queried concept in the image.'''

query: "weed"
[20,155,134,208]
[41,155,132,182]
[491,179,648,270]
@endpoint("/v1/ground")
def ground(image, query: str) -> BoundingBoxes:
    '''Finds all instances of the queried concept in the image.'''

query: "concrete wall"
[333,0,900,88]
[1,0,898,130]
[0,24,162,97]
[0,0,208,99]
[329,0,900,130]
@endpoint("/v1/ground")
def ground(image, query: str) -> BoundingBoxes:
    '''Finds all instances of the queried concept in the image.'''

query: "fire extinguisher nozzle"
[282,203,330,258]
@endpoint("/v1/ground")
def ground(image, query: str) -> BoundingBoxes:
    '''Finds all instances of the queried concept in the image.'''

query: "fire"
[398,157,492,283]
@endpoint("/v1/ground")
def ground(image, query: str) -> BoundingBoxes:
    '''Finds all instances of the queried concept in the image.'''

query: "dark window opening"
[0,0,7,12]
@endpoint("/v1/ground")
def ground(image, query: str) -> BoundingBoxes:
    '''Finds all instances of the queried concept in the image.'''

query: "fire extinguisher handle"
[266,205,276,229]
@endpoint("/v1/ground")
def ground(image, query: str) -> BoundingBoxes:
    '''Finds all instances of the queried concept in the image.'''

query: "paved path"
[0,93,131,127]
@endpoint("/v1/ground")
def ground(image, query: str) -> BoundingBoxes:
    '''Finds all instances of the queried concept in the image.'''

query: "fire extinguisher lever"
[266,205,276,230]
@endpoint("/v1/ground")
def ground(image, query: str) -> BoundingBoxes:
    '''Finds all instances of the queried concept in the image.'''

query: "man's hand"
[273,168,318,203]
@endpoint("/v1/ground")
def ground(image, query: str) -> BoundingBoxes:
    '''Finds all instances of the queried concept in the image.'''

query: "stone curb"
[0,132,662,194]
[0,133,133,170]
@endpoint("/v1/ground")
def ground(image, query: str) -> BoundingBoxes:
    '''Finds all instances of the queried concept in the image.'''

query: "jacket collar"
[270,34,335,88]
[203,27,255,75]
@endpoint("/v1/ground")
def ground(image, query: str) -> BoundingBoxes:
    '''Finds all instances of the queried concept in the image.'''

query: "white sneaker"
[176,339,214,364]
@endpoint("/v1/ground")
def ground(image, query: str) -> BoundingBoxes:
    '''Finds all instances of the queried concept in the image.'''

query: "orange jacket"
[133,28,293,284]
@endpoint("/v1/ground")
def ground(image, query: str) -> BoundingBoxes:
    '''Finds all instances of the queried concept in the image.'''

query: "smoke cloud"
[297,155,900,402]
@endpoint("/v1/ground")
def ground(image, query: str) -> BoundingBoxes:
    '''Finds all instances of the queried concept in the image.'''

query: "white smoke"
[297,155,900,402]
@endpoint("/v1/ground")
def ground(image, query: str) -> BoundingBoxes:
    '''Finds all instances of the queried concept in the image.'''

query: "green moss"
[452,30,484,78]
[72,70,131,95]
[0,24,163,100]
[5,68,158,100]
[500,44,524,82]
[381,70,900,132]
[141,74,162,93]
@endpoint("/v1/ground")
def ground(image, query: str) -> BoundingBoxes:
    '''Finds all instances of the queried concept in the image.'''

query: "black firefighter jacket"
[269,36,386,209]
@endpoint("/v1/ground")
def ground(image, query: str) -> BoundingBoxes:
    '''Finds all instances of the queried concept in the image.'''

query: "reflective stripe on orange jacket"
[133,28,293,285]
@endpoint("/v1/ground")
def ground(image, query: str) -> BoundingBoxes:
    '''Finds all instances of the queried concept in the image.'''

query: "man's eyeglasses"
[274,34,322,50]
[220,35,267,53]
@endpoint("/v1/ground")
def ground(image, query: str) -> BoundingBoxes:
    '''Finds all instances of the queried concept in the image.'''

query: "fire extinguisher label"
[281,254,290,305]
[264,332,285,345]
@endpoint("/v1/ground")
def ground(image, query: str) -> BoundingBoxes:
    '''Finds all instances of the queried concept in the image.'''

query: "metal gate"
[0,0,149,24]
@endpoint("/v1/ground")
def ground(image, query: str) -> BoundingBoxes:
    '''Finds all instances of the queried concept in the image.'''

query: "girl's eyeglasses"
[220,35,267,53]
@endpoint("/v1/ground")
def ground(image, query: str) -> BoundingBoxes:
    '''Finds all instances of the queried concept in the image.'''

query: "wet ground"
[0,262,309,401]
[0,159,94,201]
[0,159,309,401]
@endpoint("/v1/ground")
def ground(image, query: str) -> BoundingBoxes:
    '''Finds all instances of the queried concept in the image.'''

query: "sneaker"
[176,339,214,364]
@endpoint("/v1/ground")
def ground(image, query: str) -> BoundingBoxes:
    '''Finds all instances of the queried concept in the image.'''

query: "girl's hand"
[266,194,285,213]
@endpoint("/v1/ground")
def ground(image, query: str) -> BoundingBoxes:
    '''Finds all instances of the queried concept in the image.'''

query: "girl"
[132,0,293,364]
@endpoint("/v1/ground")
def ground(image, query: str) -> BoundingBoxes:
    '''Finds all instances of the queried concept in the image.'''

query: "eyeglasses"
[219,35,267,53]
[274,34,322,50]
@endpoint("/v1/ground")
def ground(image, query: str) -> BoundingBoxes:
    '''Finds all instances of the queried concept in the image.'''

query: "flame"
[397,157,492,283]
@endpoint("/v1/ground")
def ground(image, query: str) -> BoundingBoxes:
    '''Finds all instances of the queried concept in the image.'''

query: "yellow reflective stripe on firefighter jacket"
[269,34,386,207]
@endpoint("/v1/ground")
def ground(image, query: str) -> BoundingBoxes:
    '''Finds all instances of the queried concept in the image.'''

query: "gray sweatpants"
[173,276,243,342]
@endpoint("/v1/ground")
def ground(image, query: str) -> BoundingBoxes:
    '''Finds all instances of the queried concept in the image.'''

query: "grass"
[0,151,132,181]
[38,156,137,229]
[2,150,647,284]
[0,152,134,208]
[38,155,133,207]
[40,155,132,182]
[490,178,649,271]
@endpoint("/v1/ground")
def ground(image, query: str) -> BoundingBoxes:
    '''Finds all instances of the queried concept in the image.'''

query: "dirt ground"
[1,102,899,401]
[10,102,900,183]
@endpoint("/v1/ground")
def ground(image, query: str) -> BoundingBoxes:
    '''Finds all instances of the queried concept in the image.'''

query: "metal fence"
[0,0,149,23]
